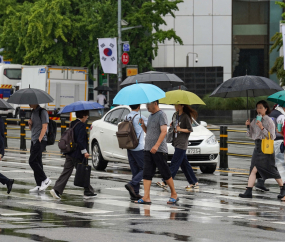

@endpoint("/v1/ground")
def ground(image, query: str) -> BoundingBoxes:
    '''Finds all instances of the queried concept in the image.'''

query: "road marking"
[19,201,112,214]
[202,189,272,198]
[0,208,37,216]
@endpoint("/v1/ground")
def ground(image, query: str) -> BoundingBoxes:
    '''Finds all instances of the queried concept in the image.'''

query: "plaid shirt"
[247,115,276,140]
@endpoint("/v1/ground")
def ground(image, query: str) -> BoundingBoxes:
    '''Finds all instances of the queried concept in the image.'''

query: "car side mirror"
[200,121,207,127]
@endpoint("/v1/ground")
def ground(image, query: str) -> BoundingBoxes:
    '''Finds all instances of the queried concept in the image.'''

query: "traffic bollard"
[3,116,7,149]
[219,126,228,169]
[61,118,66,135]
[20,117,27,151]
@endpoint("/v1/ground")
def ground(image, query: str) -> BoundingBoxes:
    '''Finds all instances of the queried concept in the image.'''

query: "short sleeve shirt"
[172,112,193,150]
[31,106,49,143]
[97,94,106,106]
[145,110,168,153]
[125,111,148,151]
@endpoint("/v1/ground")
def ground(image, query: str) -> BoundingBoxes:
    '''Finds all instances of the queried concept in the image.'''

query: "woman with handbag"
[156,104,198,190]
[239,100,285,199]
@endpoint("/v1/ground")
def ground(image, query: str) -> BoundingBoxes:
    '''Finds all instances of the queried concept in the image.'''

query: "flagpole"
[117,0,122,93]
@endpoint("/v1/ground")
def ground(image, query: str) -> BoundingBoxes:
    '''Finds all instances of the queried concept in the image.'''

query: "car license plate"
[187,148,200,154]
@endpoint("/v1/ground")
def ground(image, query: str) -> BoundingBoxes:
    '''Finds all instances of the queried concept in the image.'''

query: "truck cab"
[0,64,22,117]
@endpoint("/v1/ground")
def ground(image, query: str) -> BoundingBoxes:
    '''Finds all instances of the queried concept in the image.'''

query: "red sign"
[122,53,129,65]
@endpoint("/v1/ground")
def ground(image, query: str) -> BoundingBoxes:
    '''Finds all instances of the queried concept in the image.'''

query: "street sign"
[123,43,130,52]
[122,53,129,65]
[126,67,138,76]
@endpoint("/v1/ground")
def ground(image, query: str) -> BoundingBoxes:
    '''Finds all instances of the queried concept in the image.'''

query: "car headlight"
[206,135,217,145]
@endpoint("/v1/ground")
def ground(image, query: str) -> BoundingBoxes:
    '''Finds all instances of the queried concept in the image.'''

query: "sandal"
[156,181,169,190]
[135,198,152,205]
[167,197,179,204]
[185,183,199,189]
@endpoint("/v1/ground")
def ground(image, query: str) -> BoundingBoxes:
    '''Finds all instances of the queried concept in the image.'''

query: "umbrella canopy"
[120,71,184,89]
[113,83,165,105]
[210,76,283,98]
[0,99,14,110]
[267,90,285,107]
[8,88,54,105]
[94,85,113,92]
[160,90,205,106]
[58,101,104,114]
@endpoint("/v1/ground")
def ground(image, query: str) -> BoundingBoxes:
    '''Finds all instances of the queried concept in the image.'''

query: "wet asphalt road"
[0,126,285,241]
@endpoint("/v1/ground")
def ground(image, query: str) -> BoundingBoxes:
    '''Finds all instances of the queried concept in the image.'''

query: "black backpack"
[58,122,80,153]
[38,108,57,146]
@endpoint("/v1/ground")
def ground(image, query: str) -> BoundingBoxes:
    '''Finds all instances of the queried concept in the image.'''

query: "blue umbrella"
[113,82,165,105]
[58,101,104,114]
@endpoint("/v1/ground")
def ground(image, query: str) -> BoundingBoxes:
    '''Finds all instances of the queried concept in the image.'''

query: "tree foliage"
[0,0,183,72]
[269,1,285,86]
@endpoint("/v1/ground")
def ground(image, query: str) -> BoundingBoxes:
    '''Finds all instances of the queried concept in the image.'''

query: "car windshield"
[140,108,198,127]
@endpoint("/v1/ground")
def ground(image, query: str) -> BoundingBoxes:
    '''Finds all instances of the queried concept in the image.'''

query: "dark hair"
[76,110,89,119]
[183,105,198,123]
[256,100,271,115]
[129,104,140,110]
[153,100,159,105]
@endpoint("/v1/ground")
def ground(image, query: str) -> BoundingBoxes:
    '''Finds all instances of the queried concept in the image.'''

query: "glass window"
[108,109,124,125]
[140,108,198,127]
[119,109,130,123]
[4,69,21,80]
[104,112,112,122]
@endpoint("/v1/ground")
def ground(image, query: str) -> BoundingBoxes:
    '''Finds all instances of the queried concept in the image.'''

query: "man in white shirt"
[97,92,106,116]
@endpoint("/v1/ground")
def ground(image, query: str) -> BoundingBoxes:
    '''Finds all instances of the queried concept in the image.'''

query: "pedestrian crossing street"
[0,151,285,228]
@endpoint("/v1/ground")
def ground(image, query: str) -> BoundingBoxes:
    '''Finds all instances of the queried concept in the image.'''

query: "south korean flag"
[98,38,117,74]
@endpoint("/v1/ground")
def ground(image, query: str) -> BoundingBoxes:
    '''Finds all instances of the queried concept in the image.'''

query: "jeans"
[127,150,144,194]
[0,173,9,185]
[98,108,104,116]
[29,140,48,186]
[163,147,197,184]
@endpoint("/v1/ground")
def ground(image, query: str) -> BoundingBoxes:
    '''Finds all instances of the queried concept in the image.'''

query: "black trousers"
[0,173,9,185]
[29,140,47,186]
[53,155,94,195]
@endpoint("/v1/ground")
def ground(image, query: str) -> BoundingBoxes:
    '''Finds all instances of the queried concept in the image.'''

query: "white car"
[89,104,220,173]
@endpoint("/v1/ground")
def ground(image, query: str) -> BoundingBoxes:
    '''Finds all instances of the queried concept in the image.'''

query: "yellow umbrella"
[159,90,206,105]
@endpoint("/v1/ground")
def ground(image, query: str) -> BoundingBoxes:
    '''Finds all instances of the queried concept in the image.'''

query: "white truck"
[19,65,88,118]
[0,64,22,117]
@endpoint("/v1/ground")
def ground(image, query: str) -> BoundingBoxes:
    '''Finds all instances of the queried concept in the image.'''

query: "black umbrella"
[210,75,283,120]
[0,99,14,110]
[120,71,184,89]
[8,87,54,104]
[94,85,113,92]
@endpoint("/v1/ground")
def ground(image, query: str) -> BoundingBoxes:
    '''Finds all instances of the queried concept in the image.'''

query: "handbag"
[74,159,91,188]
[261,132,274,154]
[166,126,174,143]
[280,142,284,153]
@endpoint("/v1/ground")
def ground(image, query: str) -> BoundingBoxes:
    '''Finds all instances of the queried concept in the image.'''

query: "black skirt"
[250,140,281,180]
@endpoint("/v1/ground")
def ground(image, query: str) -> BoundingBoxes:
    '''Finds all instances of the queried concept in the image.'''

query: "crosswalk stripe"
[19,201,112,214]
[217,195,285,207]
[0,208,37,216]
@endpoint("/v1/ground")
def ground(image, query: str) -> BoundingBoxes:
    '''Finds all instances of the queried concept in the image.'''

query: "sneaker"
[29,186,40,193]
[50,189,61,199]
[6,179,14,194]
[39,178,52,192]
[83,191,97,199]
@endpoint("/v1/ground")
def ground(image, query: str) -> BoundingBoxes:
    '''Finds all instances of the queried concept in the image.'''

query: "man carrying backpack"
[50,110,96,199]
[124,104,147,200]
[28,104,52,193]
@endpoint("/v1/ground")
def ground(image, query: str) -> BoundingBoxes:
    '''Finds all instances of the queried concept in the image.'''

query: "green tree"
[0,0,183,72]
[270,1,285,86]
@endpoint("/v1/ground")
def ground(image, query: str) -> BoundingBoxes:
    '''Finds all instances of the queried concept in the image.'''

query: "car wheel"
[92,141,108,171]
[200,164,217,174]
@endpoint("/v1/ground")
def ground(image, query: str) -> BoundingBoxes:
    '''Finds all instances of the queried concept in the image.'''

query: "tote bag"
[74,159,91,188]
[261,132,274,154]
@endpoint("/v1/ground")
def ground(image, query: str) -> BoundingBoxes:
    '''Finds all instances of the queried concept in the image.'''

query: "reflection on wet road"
[0,151,285,242]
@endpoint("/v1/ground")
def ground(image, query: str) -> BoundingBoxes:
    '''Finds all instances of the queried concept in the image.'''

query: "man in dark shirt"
[50,110,96,199]
[0,116,14,194]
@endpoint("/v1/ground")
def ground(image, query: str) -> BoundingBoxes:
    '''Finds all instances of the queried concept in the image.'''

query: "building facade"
[152,0,283,87]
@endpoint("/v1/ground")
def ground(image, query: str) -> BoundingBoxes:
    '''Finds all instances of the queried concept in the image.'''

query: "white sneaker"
[39,178,52,192]
[29,186,40,193]
[50,189,61,200]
